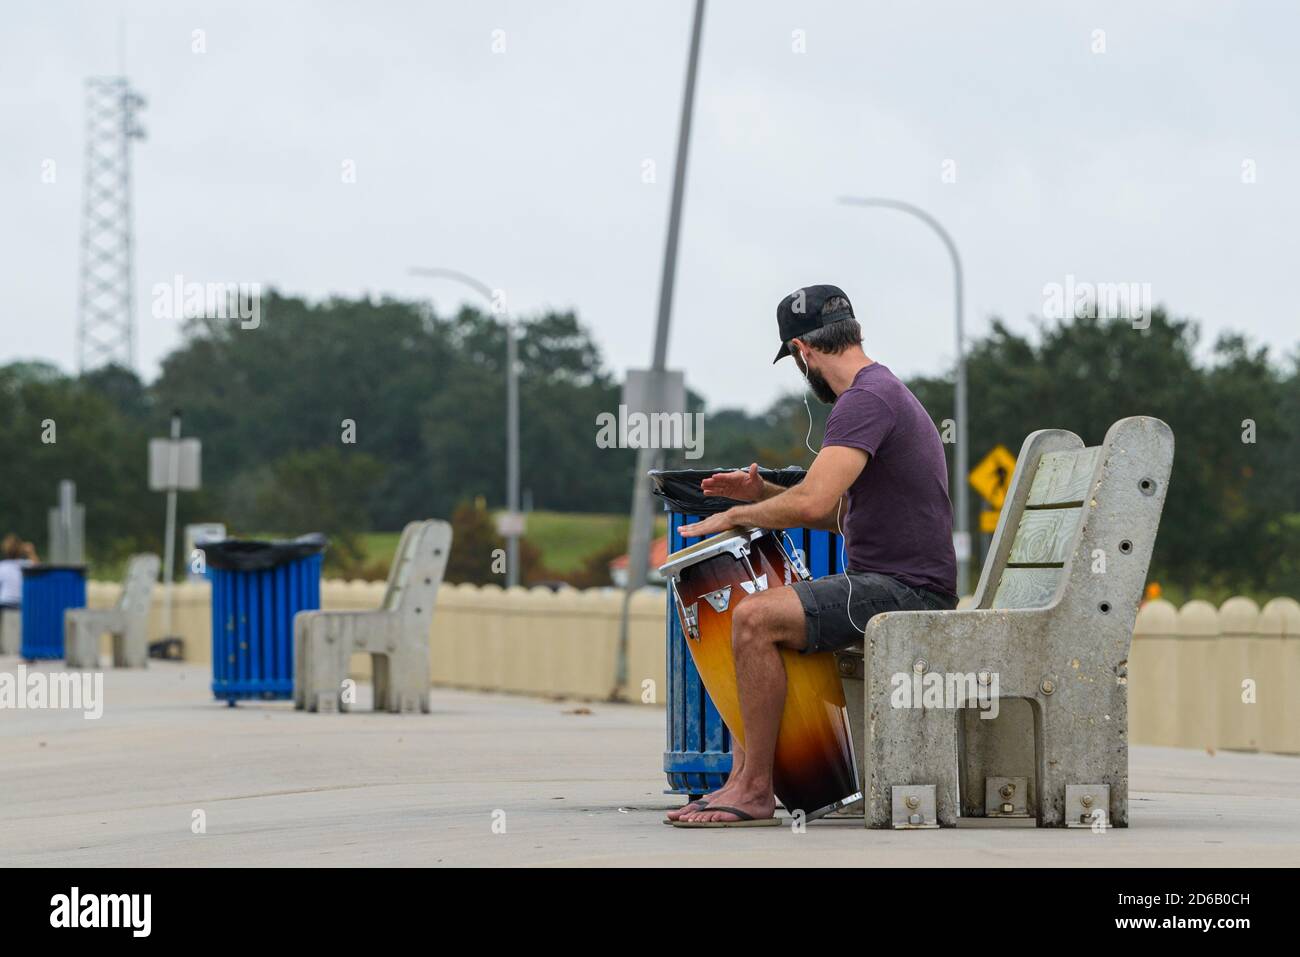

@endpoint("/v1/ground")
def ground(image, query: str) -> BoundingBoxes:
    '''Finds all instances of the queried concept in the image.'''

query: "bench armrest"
[295,609,401,633]
[863,606,1050,642]
[856,607,1054,687]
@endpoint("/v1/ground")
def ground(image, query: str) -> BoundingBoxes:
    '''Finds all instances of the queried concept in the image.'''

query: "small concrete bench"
[64,554,160,669]
[837,416,1174,827]
[293,519,452,714]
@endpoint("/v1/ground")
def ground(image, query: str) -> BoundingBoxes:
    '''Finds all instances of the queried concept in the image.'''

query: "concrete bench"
[64,554,160,668]
[836,416,1174,827]
[293,519,452,714]
[0,607,20,655]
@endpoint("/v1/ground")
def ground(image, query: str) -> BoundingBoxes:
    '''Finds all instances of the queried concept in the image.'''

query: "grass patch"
[359,513,665,577]
[88,514,662,582]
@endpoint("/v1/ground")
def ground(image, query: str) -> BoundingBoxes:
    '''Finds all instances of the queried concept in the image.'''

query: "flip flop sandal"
[670,806,779,828]
[662,799,710,825]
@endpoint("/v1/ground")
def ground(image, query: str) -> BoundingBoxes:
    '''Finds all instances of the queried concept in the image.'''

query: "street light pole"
[614,0,707,699]
[409,266,521,587]
[505,318,519,584]
[837,197,971,596]
[162,410,181,638]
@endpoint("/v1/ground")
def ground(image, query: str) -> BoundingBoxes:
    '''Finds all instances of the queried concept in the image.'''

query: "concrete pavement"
[2,657,1298,867]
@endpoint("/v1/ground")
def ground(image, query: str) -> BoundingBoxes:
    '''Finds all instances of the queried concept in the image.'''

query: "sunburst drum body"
[660,528,861,818]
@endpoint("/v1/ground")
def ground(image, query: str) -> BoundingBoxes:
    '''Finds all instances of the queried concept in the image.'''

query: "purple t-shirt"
[822,363,957,598]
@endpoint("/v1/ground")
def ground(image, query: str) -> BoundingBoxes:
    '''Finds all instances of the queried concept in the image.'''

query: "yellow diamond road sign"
[970,444,1016,509]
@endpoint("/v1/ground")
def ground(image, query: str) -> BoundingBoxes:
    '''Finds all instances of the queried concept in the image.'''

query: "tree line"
[0,292,1294,595]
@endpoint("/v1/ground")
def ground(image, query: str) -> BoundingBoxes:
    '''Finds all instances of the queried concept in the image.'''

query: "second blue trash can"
[20,565,87,660]
[204,534,326,704]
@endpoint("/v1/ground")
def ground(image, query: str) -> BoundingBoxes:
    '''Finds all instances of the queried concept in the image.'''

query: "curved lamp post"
[409,266,520,588]
[837,197,970,597]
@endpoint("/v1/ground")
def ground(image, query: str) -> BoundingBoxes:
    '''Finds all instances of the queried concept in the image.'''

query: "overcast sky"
[2,0,1297,413]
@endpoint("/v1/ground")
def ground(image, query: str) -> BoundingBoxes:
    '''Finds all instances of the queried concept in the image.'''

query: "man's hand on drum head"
[677,509,744,539]
[700,463,764,502]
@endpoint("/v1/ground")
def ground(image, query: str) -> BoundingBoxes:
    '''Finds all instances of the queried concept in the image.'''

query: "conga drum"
[660,527,862,819]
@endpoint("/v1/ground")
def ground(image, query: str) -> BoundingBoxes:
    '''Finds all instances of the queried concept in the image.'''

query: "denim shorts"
[791,572,957,654]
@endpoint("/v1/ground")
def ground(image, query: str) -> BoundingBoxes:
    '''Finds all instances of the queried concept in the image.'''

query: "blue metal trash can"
[655,470,845,798]
[205,535,326,704]
[20,565,87,660]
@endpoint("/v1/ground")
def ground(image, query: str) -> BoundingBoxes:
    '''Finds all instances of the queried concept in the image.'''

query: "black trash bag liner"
[649,466,807,515]
[20,564,87,576]
[201,533,328,571]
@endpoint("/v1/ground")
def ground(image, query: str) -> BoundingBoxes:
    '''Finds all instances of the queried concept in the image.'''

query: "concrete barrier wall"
[1129,599,1180,747]
[86,579,668,704]
[1260,597,1300,755]
[1128,596,1300,755]
[1175,600,1220,752]
[425,584,667,701]
[85,579,1300,737]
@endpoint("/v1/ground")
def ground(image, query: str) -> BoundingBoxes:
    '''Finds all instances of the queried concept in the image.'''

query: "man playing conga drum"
[668,284,958,826]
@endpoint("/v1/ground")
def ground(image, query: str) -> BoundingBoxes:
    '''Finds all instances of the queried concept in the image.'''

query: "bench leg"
[395,648,430,713]
[376,648,429,713]
[372,652,391,712]
[0,610,20,655]
[1038,687,1130,827]
[299,622,348,713]
[292,618,308,710]
[65,618,101,669]
[865,692,962,827]
[114,620,148,668]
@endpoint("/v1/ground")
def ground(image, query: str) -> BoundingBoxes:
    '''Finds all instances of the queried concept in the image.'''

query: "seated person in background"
[0,534,36,610]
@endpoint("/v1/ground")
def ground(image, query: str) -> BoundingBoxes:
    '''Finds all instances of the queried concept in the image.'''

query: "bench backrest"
[381,520,453,627]
[973,416,1173,627]
[118,553,160,613]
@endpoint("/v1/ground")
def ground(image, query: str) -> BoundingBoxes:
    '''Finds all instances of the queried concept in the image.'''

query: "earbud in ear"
[797,350,812,383]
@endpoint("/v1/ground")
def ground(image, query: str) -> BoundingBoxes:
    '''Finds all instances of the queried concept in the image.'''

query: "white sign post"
[148,412,201,641]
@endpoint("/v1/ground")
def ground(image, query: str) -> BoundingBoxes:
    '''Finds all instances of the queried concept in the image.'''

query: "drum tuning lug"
[669,580,700,641]
[682,604,699,640]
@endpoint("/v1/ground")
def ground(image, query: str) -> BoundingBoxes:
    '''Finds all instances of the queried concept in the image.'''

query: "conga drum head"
[661,528,861,819]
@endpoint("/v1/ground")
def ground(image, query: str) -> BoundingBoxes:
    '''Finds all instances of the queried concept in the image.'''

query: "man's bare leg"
[665,740,745,821]
[680,586,806,823]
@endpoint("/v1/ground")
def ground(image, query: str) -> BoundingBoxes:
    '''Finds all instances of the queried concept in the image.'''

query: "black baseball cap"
[772,284,855,363]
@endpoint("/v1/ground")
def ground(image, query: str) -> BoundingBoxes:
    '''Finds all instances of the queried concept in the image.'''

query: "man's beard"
[798,355,837,404]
